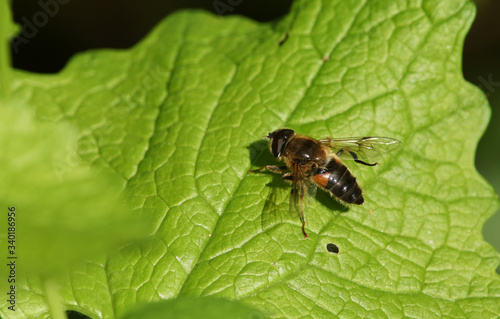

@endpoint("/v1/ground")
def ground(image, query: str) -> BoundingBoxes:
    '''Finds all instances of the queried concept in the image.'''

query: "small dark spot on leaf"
[278,32,289,46]
[326,243,339,253]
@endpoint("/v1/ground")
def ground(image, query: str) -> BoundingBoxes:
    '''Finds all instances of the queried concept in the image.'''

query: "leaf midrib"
[175,1,367,298]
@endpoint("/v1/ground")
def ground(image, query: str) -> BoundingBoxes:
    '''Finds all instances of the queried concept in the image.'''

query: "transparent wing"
[319,136,401,162]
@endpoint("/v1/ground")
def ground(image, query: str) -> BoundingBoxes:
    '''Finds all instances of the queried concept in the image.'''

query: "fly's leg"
[262,171,295,183]
[336,148,378,166]
[289,184,308,238]
[283,172,309,238]
[301,218,308,239]
[248,165,288,174]
[299,180,308,238]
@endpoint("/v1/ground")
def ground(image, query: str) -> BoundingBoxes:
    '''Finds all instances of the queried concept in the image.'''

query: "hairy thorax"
[283,136,328,168]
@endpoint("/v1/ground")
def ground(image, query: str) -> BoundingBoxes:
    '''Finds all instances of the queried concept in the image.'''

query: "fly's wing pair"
[319,136,401,164]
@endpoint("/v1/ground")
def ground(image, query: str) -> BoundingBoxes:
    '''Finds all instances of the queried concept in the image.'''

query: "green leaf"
[1,0,500,318]
[0,105,148,276]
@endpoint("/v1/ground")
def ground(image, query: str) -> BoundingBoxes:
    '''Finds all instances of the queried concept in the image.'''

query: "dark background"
[10,0,500,272]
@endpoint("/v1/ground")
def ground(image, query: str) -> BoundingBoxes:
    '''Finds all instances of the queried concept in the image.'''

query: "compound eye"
[269,129,295,158]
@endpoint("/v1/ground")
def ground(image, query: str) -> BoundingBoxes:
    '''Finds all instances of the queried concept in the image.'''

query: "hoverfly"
[249,128,401,238]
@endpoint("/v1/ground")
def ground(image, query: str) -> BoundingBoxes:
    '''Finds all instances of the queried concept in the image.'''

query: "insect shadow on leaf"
[247,139,273,168]
[260,178,293,233]
[248,139,292,232]
[314,186,349,213]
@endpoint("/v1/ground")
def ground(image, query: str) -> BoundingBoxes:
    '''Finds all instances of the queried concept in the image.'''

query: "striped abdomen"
[312,158,364,205]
